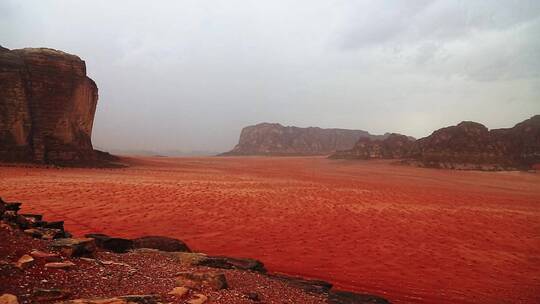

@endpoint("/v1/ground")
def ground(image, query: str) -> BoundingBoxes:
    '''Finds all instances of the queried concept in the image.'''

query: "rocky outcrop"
[330,133,415,160]
[331,115,540,170]
[0,46,115,165]
[222,123,385,156]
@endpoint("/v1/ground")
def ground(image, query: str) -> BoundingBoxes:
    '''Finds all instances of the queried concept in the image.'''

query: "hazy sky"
[2,0,539,152]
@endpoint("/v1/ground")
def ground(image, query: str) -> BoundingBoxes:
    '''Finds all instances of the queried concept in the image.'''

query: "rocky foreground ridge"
[0,46,115,166]
[0,197,390,304]
[331,115,540,170]
[222,123,386,156]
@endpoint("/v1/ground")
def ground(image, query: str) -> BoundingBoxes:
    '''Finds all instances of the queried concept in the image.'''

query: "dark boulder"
[43,221,65,230]
[198,255,266,273]
[50,238,96,257]
[132,236,190,252]
[85,233,134,253]
[5,202,21,212]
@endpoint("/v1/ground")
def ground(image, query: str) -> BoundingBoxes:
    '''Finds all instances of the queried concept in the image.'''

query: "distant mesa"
[221,122,387,156]
[331,115,540,170]
[0,46,117,166]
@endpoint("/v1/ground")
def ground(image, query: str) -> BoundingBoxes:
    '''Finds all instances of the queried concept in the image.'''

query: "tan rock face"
[223,123,384,156]
[0,46,98,164]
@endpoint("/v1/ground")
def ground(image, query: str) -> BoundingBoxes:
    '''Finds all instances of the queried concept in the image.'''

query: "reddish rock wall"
[330,116,540,170]
[0,46,99,164]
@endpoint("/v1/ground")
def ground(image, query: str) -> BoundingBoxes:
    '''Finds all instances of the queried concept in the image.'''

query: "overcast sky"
[2,0,539,153]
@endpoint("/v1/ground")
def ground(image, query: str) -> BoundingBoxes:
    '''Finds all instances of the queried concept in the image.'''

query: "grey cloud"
[1,0,539,153]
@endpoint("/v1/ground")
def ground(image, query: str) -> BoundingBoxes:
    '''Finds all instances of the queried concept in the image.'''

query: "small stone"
[168,286,189,297]
[44,261,76,269]
[245,292,260,302]
[32,288,70,301]
[30,250,61,262]
[15,254,34,269]
[187,294,208,304]
[176,271,228,290]
[0,294,19,304]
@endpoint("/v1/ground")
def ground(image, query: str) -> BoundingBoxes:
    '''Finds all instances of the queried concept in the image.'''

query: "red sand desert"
[0,156,539,303]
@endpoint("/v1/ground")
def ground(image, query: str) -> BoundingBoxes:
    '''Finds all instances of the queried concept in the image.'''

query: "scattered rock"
[2,211,17,221]
[132,236,190,252]
[198,255,266,273]
[15,254,34,269]
[4,202,21,212]
[187,294,208,304]
[45,261,76,269]
[176,271,228,290]
[0,294,18,304]
[30,250,62,262]
[16,214,41,229]
[168,286,189,297]
[50,238,96,257]
[85,233,134,253]
[327,290,390,304]
[24,227,64,239]
[32,288,70,301]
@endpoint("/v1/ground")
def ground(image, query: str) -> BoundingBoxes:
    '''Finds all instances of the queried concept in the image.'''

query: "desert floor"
[1,156,539,303]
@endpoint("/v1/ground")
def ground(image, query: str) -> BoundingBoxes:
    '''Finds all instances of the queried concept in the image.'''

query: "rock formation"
[0,46,113,165]
[330,133,415,159]
[331,115,540,170]
[222,123,386,156]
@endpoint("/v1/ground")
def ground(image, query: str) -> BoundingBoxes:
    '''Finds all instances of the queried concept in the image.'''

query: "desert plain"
[0,156,539,304]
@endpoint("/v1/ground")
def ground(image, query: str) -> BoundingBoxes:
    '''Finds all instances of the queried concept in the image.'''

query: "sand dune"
[1,156,539,303]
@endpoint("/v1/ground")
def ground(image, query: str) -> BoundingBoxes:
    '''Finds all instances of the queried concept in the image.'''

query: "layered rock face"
[222,123,384,156]
[330,133,415,159]
[331,115,540,170]
[0,46,99,164]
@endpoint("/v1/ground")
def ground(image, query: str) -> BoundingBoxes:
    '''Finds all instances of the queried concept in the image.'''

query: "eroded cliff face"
[223,123,384,156]
[330,116,540,170]
[0,46,99,164]
[330,133,415,160]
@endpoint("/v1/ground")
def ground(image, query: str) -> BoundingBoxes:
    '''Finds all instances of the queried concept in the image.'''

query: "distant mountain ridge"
[222,122,387,156]
[331,115,540,170]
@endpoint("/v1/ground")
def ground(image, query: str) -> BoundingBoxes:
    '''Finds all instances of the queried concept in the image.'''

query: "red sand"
[1,156,539,303]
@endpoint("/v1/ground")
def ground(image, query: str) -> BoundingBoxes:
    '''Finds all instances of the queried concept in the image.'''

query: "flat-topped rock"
[132,236,190,252]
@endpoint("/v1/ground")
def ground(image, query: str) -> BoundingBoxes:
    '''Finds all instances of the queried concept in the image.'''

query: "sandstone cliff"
[222,123,385,156]
[330,133,415,160]
[331,115,540,170]
[0,46,112,165]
